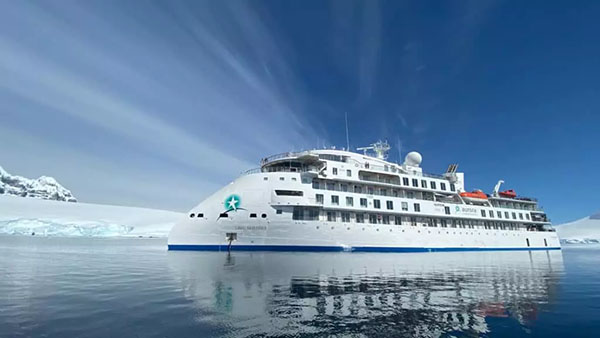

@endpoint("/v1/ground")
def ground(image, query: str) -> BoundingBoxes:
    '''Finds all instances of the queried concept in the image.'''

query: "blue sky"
[0,0,598,223]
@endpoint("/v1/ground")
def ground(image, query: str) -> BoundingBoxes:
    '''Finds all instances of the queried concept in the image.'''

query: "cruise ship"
[168,141,561,251]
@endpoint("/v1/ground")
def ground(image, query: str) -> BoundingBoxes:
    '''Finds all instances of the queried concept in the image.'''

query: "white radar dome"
[404,151,422,167]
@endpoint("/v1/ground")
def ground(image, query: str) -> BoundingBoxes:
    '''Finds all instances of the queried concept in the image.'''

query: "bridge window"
[430,181,437,190]
[403,177,409,186]
[275,190,303,196]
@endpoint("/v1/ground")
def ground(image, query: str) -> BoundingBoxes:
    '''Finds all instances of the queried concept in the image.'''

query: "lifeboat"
[459,190,488,200]
[499,189,517,198]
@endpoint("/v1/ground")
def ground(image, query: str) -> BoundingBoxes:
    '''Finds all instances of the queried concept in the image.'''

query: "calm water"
[1,238,599,338]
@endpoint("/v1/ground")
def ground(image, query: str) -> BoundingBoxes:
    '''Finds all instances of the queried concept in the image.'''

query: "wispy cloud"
[0,1,323,208]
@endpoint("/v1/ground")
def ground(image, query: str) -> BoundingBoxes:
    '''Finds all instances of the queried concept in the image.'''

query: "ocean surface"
[1,237,598,338]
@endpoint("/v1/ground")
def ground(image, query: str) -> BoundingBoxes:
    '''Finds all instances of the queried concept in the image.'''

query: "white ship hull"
[168,167,561,252]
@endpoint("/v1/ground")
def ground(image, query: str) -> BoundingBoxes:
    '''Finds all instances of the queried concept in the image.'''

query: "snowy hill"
[0,195,183,237]
[0,165,77,202]
[556,212,600,244]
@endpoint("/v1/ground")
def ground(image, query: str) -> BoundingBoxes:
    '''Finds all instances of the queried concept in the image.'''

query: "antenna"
[344,112,350,151]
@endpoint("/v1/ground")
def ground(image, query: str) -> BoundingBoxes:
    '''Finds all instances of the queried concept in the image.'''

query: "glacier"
[0,165,77,202]
[0,195,183,237]
[556,212,600,244]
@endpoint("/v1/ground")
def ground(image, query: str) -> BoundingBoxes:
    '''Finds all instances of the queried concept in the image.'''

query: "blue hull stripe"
[168,244,561,252]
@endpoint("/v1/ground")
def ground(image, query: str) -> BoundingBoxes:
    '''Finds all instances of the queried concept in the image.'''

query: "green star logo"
[224,194,241,212]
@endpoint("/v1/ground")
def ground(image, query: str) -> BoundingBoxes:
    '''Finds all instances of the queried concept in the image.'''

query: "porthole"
[189,213,195,218]
[376,229,379,231]
[389,229,392,232]
[263,177,268,181]
[347,227,350,230]
[362,228,365,231]
[261,213,267,218]
[316,226,320,229]
[331,226,334,229]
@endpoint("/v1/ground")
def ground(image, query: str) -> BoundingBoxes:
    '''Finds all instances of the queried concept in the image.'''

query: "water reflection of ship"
[167,251,563,336]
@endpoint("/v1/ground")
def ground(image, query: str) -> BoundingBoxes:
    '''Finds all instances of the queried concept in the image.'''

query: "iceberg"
[0,195,183,238]
[556,212,600,244]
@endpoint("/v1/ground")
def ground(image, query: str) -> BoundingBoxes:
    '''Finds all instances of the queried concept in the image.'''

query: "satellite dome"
[404,151,422,166]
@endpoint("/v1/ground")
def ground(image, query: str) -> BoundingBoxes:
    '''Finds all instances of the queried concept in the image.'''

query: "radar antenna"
[357,140,391,160]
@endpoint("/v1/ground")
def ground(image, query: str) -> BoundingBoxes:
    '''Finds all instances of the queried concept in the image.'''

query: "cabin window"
[356,214,365,223]
[481,210,486,217]
[444,206,450,215]
[331,195,339,205]
[402,202,408,211]
[526,213,530,220]
[219,213,228,218]
[280,177,284,181]
[292,208,302,220]
[407,191,414,199]
[512,212,517,220]
[393,190,399,197]
[369,214,377,224]
[497,211,502,218]
[380,189,387,196]
[197,213,204,218]
[341,184,348,192]
[414,203,421,212]
[261,213,267,218]
[263,177,268,181]
[382,215,390,224]
[341,212,350,222]
[332,168,338,175]
[292,177,297,181]
[519,213,523,220]
[440,183,446,191]
[505,211,509,219]
[327,211,336,222]
[327,182,335,190]
[189,213,195,218]
[412,179,418,187]
[346,197,354,207]
[421,180,427,188]
[250,213,257,218]
[430,181,437,190]
[275,190,303,196]
[346,169,352,177]
[450,183,455,192]
[312,180,320,189]
[386,201,393,210]
[367,187,374,195]
[276,209,282,214]
[489,210,494,218]
[316,194,324,204]
[441,219,448,227]
[354,185,362,193]
[360,198,368,207]
[403,177,409,186]
[374,199,381,209]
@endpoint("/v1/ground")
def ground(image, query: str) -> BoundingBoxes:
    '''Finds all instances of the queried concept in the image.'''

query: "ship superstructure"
[168,142,560,251]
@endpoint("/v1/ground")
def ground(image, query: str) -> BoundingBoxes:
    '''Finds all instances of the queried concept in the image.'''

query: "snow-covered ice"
[0,165,77,202]
[556,212,600,244]
[0,195,183,237]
